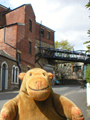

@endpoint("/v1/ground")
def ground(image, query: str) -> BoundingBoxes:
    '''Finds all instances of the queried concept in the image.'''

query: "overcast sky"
[1,0,90,51]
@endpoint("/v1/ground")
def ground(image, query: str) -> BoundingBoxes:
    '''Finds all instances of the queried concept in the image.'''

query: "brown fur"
[0,68,84,120]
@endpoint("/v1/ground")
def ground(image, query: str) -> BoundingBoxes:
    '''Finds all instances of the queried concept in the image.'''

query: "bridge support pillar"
[83,64,86,79]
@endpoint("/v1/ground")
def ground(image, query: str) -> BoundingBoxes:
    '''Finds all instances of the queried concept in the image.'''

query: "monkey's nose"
[36,81,42,89]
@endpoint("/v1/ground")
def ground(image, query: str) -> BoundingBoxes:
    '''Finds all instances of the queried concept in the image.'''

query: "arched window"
[1,61,8,90]
[12,65,19,84]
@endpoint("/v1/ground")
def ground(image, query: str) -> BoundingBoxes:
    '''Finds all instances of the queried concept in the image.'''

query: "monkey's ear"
[18,72,26,81]
[48,73,53,80]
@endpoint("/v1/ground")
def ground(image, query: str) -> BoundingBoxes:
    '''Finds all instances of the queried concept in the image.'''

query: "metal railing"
[38,47,90,63]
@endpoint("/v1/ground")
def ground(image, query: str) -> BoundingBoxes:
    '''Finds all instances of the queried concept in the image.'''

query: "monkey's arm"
[53,93,84,120]
[0,95,19,120]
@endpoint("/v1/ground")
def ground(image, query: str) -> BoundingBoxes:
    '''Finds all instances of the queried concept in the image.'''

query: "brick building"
[0,4,55,91]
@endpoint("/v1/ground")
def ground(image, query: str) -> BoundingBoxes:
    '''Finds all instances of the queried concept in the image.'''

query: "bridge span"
[36,47,90,64]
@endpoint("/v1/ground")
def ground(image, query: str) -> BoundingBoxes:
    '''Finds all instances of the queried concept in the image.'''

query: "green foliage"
[83,2,90,52]
[85,64,90,83]
[55,40,74,50]
[86,2,90,9]
[83,41,90,44]
[88,106,90,110]
[87,30,90,36]
[83,42,90,52]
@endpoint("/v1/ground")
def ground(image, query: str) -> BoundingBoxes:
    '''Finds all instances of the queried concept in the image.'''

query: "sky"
[0,0,90,51]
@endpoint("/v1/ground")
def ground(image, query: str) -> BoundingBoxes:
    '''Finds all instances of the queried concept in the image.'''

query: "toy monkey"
[0,68,84,120]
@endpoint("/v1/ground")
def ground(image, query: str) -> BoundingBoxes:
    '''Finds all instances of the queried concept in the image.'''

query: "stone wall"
[57,62,84,79]
[0,56,17,91]
[0,55,32,91]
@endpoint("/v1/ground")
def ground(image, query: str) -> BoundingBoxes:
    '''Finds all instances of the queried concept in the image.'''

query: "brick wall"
[0,5,8,26]
[0,4,55,69]
[0,25,17,59]
[0,4,55,91]
[35,23,54,46]
[6,5,25,25]
[16,4,36,68]
[0,5,36,68]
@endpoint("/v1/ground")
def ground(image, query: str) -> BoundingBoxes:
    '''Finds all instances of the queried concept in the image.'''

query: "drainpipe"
[4,27,16,49]
[40,21,42,52]
[0,11,2,21]
[4,27,21,88]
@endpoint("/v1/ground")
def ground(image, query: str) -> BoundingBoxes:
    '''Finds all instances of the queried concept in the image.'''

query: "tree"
[86,1,90,9]
[55,40,74,50]
[83,1,90,52]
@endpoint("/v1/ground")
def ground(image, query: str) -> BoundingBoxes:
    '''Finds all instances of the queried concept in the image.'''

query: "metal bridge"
[36,47,90,64]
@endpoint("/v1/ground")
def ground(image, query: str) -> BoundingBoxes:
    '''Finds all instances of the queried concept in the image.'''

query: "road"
[0,85,89,120]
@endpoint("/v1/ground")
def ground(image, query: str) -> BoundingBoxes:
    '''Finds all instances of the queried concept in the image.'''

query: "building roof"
[0,50,16,61]
[0,4,8,10]
[36,22,55,32]
[0,3,55,32]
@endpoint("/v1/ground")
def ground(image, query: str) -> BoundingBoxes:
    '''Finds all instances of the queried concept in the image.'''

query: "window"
[29,19,32,32]
[12,66,15,83]
[28,67,31,70]
[47,31,50,40]
[17,52,21,62]
[41,28,44,37]
[29,41,32,54]
[16,67,19,83]
[1,61,8,90]
[73,66,81,72]
[12,66,19,84]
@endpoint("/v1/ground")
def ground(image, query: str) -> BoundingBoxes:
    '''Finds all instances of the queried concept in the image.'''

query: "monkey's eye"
[30,73,32,76]
[42,73,45,76]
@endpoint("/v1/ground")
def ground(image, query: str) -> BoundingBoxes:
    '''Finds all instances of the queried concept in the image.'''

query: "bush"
[86,64,90,83]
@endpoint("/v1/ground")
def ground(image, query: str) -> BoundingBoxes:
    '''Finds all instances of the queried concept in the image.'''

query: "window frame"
[47,31,50,40]
[29,19,32,32]
[73,66,81,72]
[12,65,19,84]
[29,41,32,54]
[40,28,44,37]
[17,52,21,62]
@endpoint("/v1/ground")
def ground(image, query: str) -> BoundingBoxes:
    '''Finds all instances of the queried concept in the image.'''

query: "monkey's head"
[19,68,53,101]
